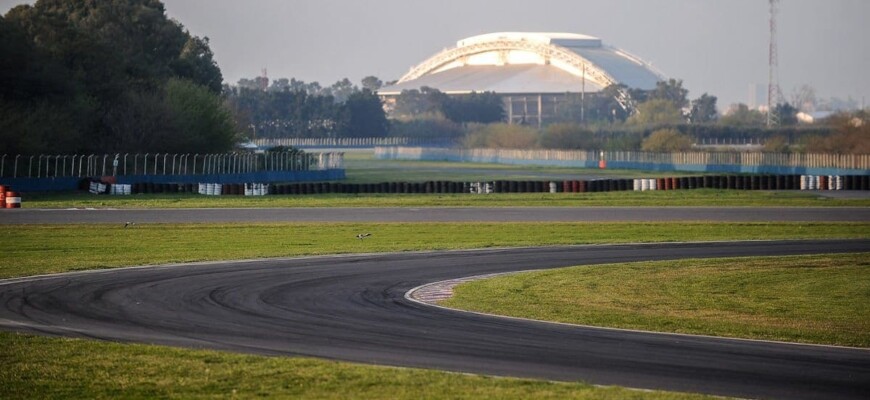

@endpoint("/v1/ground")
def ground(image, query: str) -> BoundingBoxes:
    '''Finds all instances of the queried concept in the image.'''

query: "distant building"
[747,83,767,110]
[378,32,664,127]
[797,111,833,124]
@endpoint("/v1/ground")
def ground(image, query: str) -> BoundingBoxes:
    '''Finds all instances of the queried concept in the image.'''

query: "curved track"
[2,240,869,399]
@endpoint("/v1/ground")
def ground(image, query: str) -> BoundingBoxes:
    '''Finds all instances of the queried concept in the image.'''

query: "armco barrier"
[375,147,870,176]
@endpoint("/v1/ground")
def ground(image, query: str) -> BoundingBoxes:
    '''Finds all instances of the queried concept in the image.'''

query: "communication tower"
[767,0,783,126]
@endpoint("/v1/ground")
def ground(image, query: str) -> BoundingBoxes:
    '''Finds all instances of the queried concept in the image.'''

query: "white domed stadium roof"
[379,32,664,95]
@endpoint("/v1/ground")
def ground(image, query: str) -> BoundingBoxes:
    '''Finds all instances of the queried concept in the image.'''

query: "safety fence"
[254,137,452,149]
[0,152,345,192]
[374,147,870,176]
[0,151,344,179]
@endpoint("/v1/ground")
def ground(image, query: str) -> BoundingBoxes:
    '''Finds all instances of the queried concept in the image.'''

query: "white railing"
[254,137,439,148]
[374,147,870,171]
[0,151,344,179]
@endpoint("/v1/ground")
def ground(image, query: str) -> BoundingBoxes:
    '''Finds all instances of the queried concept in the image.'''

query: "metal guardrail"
[0,152,344,179]
[374,147,870,172]
[253,137,449,148]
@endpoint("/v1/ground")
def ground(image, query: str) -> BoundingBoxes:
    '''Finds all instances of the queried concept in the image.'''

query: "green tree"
[441,92,505,124]
[719,104,765,127]
[641,128,693,152]
[361,76,383,91]
[566,84,631,123]
[540,123,595,149]
[164,78,238,152]
[628,99,685,126]
[388,118,463,141]
[462,123,538,149]
[339,89,389,138]
[772,102,799,126]
[393,87,449,118]
[649,79,689,109]
[1,0,232,153]
[327,78,358,103]
[689,93,718,123]
[172,35,223,93]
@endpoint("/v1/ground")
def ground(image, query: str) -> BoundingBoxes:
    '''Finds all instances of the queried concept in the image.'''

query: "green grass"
[0,332,717,400]
[1,222,867,279]
[344,151,701,182]
[442,253,870,347]
[1,224,865,398]
[22,189,870,209]
[20,152,870,208]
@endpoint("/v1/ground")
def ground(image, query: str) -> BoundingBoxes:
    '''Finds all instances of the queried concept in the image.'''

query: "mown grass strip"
[1,222,867,279]
[442,253,870,347]
[22,189,870,209]
[343,156,702,182]
[0,332,717,400]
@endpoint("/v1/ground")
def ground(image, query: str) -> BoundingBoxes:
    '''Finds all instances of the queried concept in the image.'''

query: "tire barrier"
[622,175,866,192]
[5,191,21,208]
[109,184,132,195]
[244,183,269,196]
[0,185,21,209]
[74,175,869,198]
[88,181,108,194]
[198,183,223,196]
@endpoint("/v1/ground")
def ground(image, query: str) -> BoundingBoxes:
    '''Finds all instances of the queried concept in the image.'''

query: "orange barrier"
[5,191,21,208]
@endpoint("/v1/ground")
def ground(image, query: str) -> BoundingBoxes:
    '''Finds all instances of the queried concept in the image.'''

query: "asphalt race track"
[1,240,869,399]
[1,206,870,223]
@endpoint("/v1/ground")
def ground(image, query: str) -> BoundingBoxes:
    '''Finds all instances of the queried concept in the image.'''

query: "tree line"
[1,1,862,155]
[0,0,237,155]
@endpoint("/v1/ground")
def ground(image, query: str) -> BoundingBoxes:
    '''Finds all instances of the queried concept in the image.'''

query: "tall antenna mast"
[767,0,782,127]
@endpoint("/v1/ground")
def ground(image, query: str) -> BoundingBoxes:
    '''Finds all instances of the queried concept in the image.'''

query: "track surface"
[2,206,870,223]
[2,240,869,399]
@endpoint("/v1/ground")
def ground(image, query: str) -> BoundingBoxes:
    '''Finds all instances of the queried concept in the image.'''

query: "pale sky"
[3,0,868,107]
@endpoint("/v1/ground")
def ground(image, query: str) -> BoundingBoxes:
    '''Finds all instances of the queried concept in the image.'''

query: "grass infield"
[21,189,870,208]
[1,222,867,278]
[443,253,870,348]
[0,332,717,400]
[1,221,866,398]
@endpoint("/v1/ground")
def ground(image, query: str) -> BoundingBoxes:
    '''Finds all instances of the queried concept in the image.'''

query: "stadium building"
[378,32,665,126]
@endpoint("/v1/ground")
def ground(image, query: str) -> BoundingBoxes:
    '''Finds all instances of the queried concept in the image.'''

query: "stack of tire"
[0,184,22,208]
[107,175,869,197]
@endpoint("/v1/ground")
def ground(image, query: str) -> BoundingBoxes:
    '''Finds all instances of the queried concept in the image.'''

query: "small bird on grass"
[356,233,371,240]
[124,222,135,228]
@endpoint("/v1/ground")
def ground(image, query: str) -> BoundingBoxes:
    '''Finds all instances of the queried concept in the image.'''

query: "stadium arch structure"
[378,32,665,127]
